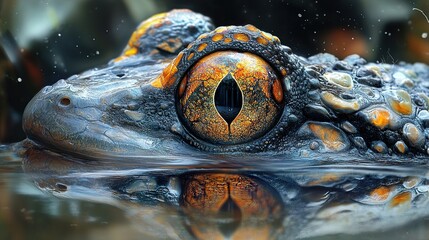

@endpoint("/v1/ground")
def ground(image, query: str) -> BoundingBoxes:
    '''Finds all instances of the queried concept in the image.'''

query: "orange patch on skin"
[256,36,268,45]
[197,43,208,52]
[272,79,283,103]
[390,191,412,207]
[128,12,167,47]
[390,101,412,115]
[150,77,163,88]
[187,52,195,61]
[373,144,385,153]
[212,33,223,42]
[159,62,178,88]
[124,47,138,56]
[368,108,391,129]
[156,38,183,53]
[370,186,390,201]
[386,90,412,115]
[172,52,184,67]
[115,12,168,62]
[245,25,259,32]
[224,38,233,43]
[308,123,346,151]
[391,101,412,115]
[233,33,250,42]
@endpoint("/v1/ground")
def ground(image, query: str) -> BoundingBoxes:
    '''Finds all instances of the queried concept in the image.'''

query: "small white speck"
[422,32,428,39]
[298,13,302,18]
[17,77,22,82]
[76,45,79,48]
[96,51,100,55]
[92,38,96,41]
[58,33,61,37]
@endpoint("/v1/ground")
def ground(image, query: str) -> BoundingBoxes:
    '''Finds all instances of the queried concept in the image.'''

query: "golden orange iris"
[177,51,284,144]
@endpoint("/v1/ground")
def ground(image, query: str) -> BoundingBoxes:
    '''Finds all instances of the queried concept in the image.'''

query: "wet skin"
[22,9,429,160]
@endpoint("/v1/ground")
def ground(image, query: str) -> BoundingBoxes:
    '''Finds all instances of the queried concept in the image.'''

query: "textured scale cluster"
[297,53,429,155]
[154,24,301,90]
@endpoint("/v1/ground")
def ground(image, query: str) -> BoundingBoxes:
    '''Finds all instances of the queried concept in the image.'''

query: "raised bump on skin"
[359,106,403,130]
[323,72,353,90]
[418,93,429,110]
[369,186,391,202]
[321,91,361,113]
[402,123,425,148]
[197,43,208,52]
[394,141,408,154]
[307,122,348,151]
[212,33,224,42]
[384,90,413,115]
[389,191,412,207]
[371,141,388,153]
[233,33,250,42]
[367,108,391,129]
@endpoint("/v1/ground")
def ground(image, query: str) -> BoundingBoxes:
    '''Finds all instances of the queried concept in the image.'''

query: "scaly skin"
[22,9,429,160]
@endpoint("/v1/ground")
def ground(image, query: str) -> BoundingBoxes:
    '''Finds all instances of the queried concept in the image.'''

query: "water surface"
[1,143,429,240]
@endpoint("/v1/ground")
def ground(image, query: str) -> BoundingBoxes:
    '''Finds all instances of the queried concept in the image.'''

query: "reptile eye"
[177,51,285,144]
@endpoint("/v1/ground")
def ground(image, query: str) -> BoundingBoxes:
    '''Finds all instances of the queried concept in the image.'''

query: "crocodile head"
[22,9,429,160]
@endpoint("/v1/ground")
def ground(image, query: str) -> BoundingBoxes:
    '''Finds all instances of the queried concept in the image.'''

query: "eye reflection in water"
[20,147,429,240]
[180,173,284,239]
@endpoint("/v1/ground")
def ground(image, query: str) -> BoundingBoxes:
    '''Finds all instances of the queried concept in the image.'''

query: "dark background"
[0,0,428,143]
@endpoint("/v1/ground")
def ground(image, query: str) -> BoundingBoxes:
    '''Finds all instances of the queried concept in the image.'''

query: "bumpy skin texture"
[22,9,429,160]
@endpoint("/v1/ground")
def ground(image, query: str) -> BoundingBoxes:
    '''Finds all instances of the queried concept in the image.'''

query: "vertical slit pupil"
[217,196,242,237]
[214,73,243,124]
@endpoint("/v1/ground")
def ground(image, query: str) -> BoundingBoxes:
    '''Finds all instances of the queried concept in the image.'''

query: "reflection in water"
[181,173,284,239]
[3,145,428,239]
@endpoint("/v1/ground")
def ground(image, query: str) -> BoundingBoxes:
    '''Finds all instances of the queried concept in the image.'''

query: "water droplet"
[422,32,428,39]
